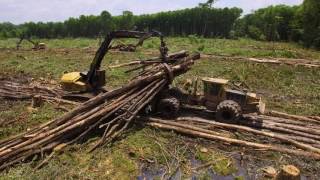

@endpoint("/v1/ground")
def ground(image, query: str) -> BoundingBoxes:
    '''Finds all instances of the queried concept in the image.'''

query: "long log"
[173,117,320,154]
[281,135,320,147]
[245,117,320,136]
[268,111,320,124]
[240,120,320,141]
[309,116,320,121]
[109,50,188,68]
[251,115,310,127]
[205,54,320,68]
[146,120,320,159]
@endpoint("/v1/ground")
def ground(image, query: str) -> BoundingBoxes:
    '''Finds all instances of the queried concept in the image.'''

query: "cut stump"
[31,95,43,108]
[276,165,301,180]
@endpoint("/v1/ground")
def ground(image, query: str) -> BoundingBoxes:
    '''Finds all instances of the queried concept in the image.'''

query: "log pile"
[0,52,200,170]
[0,80,78,106]
[145,112,320,159]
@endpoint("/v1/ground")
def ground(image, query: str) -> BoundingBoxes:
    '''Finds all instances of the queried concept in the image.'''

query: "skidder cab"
[201,77,265,122]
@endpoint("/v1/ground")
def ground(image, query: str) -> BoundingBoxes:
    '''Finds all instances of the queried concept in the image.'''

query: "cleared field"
[0,37,319,179]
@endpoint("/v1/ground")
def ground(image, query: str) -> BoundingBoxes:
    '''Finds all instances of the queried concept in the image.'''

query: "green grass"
[0,126,239,179]
[174,58,320,115]
[195,146,237,176]
[166,37,320,59]
[0,37,319,178]
[0,102,63,139]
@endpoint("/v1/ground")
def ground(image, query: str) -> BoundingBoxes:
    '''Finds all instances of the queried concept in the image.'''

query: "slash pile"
[0,52,200,170]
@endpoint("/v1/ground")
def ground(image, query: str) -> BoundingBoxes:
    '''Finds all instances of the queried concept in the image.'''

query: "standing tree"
[199,0,216,8]
[118,11,135,30]
[199,0,218,37]
[99,11,115,35]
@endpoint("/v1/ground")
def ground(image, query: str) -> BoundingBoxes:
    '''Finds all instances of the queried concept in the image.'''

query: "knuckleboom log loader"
[60,30,167,94]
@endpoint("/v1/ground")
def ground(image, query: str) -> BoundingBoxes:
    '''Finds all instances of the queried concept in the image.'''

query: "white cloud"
[0,0,303,24]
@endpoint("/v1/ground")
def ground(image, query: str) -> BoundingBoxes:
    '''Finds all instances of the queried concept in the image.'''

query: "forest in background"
[0,0,319,48]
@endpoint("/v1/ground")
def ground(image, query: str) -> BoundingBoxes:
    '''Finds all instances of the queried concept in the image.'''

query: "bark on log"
[146,120,320,159]
[308,116,320,121]
[268,111,320,124]
[252,115,310,126]
[109,50,188,68]
[174,117,320,154]
[241,120,320,141]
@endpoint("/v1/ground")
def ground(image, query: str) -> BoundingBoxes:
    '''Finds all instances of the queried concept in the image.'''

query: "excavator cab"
[61,70,106,93]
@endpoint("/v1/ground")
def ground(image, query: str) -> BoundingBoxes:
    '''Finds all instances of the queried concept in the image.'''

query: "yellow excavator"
[60,30,167,94]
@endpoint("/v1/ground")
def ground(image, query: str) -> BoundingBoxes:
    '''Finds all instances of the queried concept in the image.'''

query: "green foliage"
[0,1,318,50]
[302,0,320,48]
[135,7,242,38]
[195,146,237,175]
[248,26,265,40]
[188,34,200,44]
[232,2,319,49]
[199,0,218,8]
[0,7,242,39]
[236,5,300,41]
[0,103,63,140]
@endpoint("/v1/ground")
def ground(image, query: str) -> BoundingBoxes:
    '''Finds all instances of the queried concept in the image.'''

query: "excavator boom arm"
[86,30,165,86]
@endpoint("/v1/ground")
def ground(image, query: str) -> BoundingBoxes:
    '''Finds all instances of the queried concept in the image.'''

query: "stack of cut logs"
[145,110,320,159]
[0,51,200,170]
[0,80,78,106]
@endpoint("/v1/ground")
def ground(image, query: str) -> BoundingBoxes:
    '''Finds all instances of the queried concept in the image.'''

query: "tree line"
[0,7,242,39]
[0,0,319,48]
[234,0,319,48]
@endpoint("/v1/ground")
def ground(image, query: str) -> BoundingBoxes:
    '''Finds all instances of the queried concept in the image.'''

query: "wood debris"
[0,52,200,170]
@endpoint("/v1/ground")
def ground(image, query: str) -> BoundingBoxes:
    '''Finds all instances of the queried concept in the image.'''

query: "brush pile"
[0,51,200,170]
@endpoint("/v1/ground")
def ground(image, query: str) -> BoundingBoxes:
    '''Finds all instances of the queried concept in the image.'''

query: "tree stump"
[276,165,301,180]
[31,95,43,108]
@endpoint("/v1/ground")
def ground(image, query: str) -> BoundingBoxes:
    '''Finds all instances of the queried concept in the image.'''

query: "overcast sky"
[0,0,303,24]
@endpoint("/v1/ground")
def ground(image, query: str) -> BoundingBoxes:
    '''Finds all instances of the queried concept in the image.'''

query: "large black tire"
[157,96,180,117]
[215,100,242,123]
[166,87,191,104]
